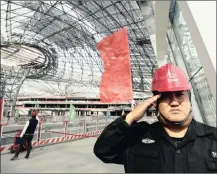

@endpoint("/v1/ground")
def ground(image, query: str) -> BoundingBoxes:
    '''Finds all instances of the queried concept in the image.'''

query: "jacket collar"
[150,119,215,139]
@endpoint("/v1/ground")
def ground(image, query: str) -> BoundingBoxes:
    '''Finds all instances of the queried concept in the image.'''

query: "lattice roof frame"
[1,0,157,98]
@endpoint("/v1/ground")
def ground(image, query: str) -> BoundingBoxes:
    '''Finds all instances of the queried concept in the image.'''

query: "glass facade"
[166,1,216,126]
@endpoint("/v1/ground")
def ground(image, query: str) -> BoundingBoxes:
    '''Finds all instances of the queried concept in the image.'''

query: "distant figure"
[7,111,10,124]
[11,109,39,160]
[14,110,19,123]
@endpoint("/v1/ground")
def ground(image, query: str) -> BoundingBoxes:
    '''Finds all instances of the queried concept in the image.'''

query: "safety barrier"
[0,130,102,154]
[86,120,97,133]
[1,114,110,125]
[1,124,39,146]
[0,119,113,154]
[98,120,108,131]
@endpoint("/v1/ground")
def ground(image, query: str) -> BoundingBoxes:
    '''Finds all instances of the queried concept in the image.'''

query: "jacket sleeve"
[93,116,149,165]
[20,121,29,137]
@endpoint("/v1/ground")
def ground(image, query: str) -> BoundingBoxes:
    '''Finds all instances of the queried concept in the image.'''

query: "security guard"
[11,109,39,160]
[94,64,217,173]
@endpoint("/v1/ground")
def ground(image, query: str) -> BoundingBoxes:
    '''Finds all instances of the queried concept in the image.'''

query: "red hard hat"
[152,63,192,92]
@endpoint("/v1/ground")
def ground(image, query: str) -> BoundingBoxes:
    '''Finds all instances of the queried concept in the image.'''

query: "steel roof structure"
[1,1,157,102]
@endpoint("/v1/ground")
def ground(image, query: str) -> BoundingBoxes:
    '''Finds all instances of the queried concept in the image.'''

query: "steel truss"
[1,1,157,101]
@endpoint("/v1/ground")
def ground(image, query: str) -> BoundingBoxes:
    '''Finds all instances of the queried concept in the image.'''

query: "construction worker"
[7,111,10,124]
[94,64,217,172]
[14,110,19,123]
[11,109,39,160]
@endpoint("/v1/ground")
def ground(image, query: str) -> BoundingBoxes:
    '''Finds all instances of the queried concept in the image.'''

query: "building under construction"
[0,1,216,173]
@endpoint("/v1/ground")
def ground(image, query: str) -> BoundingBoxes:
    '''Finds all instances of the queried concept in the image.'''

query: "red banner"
[97,28,133,103]
[0,97,4,120]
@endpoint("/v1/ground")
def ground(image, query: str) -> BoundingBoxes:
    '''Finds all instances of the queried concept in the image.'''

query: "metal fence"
[1,115,112,125]
[1,118,115,146]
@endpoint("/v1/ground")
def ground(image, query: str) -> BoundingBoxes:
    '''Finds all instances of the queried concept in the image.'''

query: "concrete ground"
[1,137,124,173]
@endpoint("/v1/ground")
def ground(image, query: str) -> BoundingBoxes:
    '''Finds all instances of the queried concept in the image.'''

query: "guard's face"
[158,91,191,122]
[32,111,38,116]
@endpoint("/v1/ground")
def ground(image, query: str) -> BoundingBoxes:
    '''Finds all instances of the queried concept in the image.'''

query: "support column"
[137,1,157,55]
[155,1,170,66]
[178,1,216,103]
[11,70,30,117]
[138,1,170,67]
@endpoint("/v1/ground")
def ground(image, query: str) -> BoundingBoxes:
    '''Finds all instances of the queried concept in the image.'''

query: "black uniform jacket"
[94,117,217,173]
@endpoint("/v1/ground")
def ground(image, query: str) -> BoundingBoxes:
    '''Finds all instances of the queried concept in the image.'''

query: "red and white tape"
[0,130,102,154]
